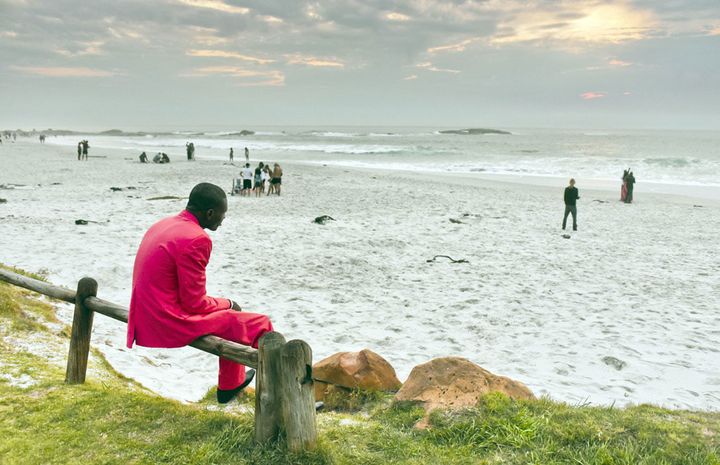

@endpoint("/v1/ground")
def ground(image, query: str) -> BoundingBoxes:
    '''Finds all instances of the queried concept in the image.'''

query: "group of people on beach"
[138,152,170,163]
[234,162,282,197]
[76,140,89,160]
[229,146,250,163]
[562,169,638,231]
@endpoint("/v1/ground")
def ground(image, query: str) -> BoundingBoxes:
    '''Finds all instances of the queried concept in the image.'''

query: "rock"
[395,357,534,415]
[313,349,402,402]
[314,215,335,225]
[602,356,627,371]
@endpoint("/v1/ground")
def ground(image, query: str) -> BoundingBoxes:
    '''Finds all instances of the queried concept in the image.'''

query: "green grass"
[1,266,720,464]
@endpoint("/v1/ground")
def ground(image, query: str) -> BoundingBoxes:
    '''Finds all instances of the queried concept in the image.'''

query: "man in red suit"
[127,182,273,403]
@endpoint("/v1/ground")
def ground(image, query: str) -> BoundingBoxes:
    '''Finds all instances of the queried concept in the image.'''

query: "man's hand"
[230,300,242,312]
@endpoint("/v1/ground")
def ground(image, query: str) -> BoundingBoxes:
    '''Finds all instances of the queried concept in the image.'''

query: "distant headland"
[438,128,511,135]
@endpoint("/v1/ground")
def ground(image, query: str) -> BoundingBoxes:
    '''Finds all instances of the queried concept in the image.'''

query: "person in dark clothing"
[625,171,636,203]
[562,178,580,231]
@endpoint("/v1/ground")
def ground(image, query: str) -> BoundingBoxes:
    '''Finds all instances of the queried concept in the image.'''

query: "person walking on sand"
[127,183,273,403]
[229,148,234,163]
[562,178,580,231]
[269,163,283,196]
[625,171,636,203]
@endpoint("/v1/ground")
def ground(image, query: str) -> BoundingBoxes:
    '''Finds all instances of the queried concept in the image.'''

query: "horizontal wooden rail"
[0,267,76,303]
[0,269,258,368]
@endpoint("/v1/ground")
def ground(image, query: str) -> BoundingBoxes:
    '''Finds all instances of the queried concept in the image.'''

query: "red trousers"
[210,311,273,390]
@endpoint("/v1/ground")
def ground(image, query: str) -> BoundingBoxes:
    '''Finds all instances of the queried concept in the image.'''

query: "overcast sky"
[1,0,719,130]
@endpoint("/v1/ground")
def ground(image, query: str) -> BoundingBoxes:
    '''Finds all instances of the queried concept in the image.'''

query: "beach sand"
[1,141,719,409]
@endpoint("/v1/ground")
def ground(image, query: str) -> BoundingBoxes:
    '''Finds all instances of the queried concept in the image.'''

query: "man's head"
[186,183,227,231]
[569,178,576,186]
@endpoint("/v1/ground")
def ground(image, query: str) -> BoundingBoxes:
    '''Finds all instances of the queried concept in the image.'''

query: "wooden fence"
[0,268,317,452]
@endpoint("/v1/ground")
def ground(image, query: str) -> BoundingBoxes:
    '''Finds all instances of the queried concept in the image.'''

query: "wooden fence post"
[255,331,286,444]
[65,277,98,384]
[281,339,317,452]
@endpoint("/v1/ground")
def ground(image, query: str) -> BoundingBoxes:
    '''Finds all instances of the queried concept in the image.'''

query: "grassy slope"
[1,269,719,465]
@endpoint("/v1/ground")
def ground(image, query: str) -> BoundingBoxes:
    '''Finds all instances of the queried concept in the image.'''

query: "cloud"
[285,54,344,68]
[416,62,460,74]
[384,12,411,22]
[183,66,284,86]
[187,49,275,64]
[261,15,283,24]
[490,2,658,46]
[580,91,607,100]
[427,37,479,54]
[10,66,117,77]
[56,41,105,57]
[176,0,249,15]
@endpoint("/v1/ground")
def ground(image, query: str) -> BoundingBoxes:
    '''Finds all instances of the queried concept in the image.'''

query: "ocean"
[46,127,720,189]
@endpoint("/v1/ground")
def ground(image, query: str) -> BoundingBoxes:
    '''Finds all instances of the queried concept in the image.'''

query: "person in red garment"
[126,182,273,403]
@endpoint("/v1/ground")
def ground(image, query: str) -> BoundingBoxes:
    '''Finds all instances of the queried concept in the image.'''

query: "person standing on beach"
[127,183,273,403]
[269,163,283,196]
[625,171,636,203]
[240,163,254,196]
[621,169,629,202]
[562,178,580,231]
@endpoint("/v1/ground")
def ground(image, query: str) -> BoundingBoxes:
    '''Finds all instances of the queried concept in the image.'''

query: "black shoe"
[217,369,256,404]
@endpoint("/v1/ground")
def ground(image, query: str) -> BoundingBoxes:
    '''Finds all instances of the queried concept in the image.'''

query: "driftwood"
[313,215,335,225]
[75,219,106,225]
[147,196,184,201]
[426,255,469,264]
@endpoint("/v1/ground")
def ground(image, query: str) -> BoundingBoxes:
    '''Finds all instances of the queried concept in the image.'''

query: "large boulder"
[313,349,401,402]
[395,357,534,414]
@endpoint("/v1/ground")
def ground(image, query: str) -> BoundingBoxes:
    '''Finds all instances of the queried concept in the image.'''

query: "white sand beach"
[1,140,719,409]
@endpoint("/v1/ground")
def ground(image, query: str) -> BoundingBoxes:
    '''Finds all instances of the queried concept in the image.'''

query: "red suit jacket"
[127,210,232,348]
